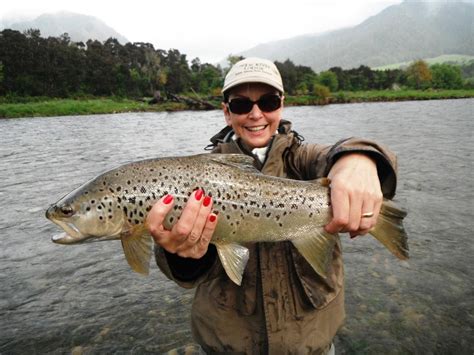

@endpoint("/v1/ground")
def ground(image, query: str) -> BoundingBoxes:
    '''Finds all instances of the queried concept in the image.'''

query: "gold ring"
[361,212,374,218]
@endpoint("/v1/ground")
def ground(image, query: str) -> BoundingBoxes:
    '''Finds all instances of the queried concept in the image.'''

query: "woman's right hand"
[145,189,218,259]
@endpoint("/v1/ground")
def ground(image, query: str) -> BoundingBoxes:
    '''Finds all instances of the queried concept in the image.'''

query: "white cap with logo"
[222,57,284,94]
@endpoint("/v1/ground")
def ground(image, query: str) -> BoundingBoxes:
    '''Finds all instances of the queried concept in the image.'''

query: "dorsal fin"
[200,153,259,173]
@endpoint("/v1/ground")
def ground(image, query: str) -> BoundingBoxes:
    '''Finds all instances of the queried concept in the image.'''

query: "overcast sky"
[1,0,404,63]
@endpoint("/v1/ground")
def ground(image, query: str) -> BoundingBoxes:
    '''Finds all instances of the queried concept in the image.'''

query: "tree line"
[0,29,471,100]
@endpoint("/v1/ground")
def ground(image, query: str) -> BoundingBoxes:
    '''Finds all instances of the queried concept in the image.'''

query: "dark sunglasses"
[227,94,282,114]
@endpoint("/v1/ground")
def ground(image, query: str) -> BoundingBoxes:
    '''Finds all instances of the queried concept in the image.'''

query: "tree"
[318,71,338,92]
[406,60,432,89]
[430,63,463,89]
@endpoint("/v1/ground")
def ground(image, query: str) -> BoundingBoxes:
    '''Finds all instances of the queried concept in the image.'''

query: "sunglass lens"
[229,99,253,114]
[258,95,281,112]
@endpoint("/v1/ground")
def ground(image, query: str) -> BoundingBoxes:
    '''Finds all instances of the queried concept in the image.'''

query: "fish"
[45,153,409,285]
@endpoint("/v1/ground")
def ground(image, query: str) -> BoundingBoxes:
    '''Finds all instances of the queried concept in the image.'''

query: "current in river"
[0,99,473,354]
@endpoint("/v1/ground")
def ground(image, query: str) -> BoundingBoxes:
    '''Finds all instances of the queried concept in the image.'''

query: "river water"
[0,99,472,354]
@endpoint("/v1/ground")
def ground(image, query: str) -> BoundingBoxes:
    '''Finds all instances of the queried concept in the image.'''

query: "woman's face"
[222,83,284,149]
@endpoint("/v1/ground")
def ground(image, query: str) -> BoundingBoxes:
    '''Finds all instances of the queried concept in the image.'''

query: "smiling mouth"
[245,125,268,132]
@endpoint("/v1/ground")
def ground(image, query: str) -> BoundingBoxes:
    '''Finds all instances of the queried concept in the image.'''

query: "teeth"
[246,125,266,132]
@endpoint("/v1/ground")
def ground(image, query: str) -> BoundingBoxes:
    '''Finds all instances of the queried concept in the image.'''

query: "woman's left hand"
[324,153,383,238]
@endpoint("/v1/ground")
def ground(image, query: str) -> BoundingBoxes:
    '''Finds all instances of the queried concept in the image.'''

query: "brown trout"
[46,154,409,285]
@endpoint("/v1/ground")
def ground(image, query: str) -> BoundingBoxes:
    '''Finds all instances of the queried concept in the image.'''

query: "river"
[0,99,472,354]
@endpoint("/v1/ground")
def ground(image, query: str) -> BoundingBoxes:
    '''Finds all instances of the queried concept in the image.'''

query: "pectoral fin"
[121,224,153,275]
[292,229,338,278]
[215,242,250,286]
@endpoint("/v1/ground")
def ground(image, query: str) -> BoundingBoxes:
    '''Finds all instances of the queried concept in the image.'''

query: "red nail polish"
[209,214,216,223]
[195,189,203,201]
[163,195,173,204]
[203,196,212,207]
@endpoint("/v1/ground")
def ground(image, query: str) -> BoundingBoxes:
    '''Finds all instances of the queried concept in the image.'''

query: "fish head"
[46,182,125,244]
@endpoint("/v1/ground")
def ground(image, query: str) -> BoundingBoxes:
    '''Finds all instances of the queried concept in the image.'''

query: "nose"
[248,102,263,120]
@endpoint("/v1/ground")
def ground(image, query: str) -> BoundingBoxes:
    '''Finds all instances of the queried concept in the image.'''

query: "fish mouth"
[50,220,88,244]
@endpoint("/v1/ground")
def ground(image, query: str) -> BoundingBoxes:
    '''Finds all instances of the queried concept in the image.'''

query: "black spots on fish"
[276,215,281,221]
[109,188,115,193]
[128,197,136,204]
[138,200,143,207]
[254,212,260,218]
[308,196,315,202]
[84,191,89,195]
[232,203,238,210]
[152,178,158,183]
[123,206,128,215]
[266,212,271,218]
[169,217,174,224]
[140,186,146,194]
[277,203,285,208]
[243,192,248,198]
[99,216,103,221]
[97,205,102,210]
[139,211,144,218]
[86,206,91,212]
[290,204,298,210]
[127,180,131,185]
[149,168,155,172]
[279,223,283,228]
[309,212,314,218]
[117,196,122,203]
[91,200,96,204]
[222,205,226,211]
[146,206,152,212]
[116,186,121,192]
[226,215,231,220]
[134,219,140,225]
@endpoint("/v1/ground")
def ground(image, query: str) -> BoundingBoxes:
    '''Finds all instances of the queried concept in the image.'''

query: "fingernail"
[163,195,173,205]
[209,214,217,223]
[203,196,212,207]
[195,189,203,201]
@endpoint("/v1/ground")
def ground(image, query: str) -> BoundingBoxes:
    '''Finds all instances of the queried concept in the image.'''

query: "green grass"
[1,90,473,118]
[0,98,187,118]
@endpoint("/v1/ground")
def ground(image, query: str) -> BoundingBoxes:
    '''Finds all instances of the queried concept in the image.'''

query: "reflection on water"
[0,100,472,353]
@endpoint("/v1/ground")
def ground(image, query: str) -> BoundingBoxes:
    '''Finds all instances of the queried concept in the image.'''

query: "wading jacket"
[155,120,398,354]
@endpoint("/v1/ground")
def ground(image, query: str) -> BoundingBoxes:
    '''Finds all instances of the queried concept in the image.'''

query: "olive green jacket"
[155,120,398,354]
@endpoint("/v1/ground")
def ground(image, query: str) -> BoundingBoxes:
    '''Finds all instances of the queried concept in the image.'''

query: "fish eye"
[60,205,74,217]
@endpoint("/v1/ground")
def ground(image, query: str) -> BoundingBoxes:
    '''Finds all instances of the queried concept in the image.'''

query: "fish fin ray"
[291,229,337,278]
[369,199,409,260]
[215,242,250,285]
[121,225,153,275]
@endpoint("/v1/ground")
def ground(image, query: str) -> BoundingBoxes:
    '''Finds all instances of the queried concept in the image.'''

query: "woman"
[146,57,397,354]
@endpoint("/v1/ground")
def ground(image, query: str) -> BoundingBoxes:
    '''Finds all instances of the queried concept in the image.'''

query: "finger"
[146,194,174,245]
[186,212,218,259]
[171,189,204,245]
[358,200,376,231]
[176,195,213,252]
[325,186,349,234]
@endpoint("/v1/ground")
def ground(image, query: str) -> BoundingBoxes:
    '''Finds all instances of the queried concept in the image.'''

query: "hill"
[238,0,474,72]
[2,11,128,44]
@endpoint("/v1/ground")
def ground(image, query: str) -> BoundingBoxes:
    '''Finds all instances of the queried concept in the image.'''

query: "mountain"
[237,0,474,72]
[2,11,128,44]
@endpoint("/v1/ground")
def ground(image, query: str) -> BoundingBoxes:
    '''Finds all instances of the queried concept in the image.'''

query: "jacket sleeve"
[289,137,398,199]
[154,244,219,288]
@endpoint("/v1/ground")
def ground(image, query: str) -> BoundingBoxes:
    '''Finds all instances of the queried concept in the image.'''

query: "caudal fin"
[369,200,409,260]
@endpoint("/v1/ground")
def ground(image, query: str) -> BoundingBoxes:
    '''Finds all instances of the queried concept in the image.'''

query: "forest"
[0,29,472,101]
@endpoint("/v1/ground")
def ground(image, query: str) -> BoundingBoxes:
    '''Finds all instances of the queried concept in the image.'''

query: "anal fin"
[215,242,250,286]
[292,229,337,278]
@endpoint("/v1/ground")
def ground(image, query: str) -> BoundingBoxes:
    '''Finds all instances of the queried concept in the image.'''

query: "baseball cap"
[222,57,284,94]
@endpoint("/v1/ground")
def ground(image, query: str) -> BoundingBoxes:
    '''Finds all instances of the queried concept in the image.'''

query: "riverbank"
[1,89,473,118]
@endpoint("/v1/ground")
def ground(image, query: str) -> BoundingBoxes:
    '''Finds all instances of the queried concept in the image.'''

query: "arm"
[291,137,398,237]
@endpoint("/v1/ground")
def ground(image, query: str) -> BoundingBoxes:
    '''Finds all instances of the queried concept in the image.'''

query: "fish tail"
[369,199,409,259]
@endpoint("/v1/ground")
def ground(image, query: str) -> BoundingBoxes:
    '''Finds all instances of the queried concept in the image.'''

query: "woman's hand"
[325,153,383,238]
[146,189,218,258]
